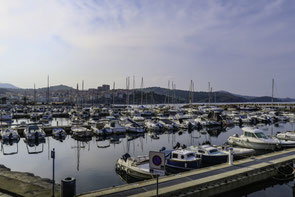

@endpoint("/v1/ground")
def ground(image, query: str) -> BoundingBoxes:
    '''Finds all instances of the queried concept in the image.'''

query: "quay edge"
[78,148,295,197]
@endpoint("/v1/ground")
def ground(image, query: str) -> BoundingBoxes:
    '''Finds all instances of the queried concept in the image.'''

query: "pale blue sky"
[0,0,294,97]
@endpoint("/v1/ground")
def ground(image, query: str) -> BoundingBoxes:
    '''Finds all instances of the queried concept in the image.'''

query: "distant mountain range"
[143,87,295,103]
[0,83,294,103]
[0,83,19,89]
[38,85,74,91]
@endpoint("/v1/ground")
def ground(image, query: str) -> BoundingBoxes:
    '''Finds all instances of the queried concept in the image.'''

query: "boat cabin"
[242,127,268,139]
[171,150,196,161]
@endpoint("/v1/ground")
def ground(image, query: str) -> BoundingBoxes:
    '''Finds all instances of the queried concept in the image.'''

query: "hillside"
[0,83,19,89]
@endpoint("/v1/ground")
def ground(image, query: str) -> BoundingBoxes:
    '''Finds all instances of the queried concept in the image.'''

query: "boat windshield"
[255,132,267,139]
[209,149,218,153]
[29,126,39,131]
[186,153,195,158]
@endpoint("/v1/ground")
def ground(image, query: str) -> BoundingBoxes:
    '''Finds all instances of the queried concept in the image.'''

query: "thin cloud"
[0,0,294,97]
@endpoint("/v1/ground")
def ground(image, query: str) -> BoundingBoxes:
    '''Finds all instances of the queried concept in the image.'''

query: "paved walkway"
[79,148,295,197]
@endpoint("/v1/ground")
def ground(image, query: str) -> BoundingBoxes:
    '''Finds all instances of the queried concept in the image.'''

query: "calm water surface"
[1,119,295,195]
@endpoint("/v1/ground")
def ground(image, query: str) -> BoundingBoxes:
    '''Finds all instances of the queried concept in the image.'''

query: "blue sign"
[152,155,162,166]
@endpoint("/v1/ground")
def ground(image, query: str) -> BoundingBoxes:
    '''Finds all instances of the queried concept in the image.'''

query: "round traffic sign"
[152,155,162,166]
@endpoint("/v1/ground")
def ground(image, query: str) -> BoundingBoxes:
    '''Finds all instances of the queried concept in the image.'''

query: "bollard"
[228,147,233,165]
[61,177,76,197]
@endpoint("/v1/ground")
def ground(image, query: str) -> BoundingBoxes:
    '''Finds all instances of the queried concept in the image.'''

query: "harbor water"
[1,118,295,195]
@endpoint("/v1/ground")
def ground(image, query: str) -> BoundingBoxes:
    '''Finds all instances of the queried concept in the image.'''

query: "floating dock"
[78,148,295,197]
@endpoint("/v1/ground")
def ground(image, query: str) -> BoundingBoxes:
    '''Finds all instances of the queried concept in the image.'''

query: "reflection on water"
[0,120,295,194]
[214,176,295,197]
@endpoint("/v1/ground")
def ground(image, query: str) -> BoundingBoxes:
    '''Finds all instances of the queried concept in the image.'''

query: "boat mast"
[76,83,79,106]
[34,83,36,104]
[133,76,135,105]
[168,80,170,106]
[47,75,50,104]
[113,82,115,105]
[140,77,144,105]
[82,80,84,107]
[189,80,194,113]
[272,78,274,108]
[126,77,130,106]
[208,82,211,105]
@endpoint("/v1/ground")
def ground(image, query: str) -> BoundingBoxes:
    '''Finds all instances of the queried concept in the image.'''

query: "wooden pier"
[78,148,295,197]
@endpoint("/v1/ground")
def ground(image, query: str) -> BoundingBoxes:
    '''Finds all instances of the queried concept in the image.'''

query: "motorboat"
[109,120,126,134]
[24,125,46,141]
[158,118,179,131]
[91,126,104,136]
[188,144,228,166]
[166,149,201,171]
[71,126,93,138]
[0,128,20,141]
[123,119,144,133]
[227,127,280,150]
[116,153,156,180]
[132,116,146,126]
[276,138,295,148]
[217,145,255,159]
[0,112,13,122]
[276,131,295,141]
[145,119,162,131]
[52,128,67,139]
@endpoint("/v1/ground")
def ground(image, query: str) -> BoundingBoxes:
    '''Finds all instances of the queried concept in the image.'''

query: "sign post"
[51,148,55,197]
[149,151,165,197]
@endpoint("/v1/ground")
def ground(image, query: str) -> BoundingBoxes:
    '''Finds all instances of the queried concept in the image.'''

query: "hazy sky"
[0,0,294,97]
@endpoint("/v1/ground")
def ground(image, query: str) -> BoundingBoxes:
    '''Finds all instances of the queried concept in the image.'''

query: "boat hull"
[166,159,201,171]
[228,137,279,150]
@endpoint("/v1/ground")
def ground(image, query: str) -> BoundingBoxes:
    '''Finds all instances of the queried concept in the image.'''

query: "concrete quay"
[0,165,60,197]
[78,148,295,197]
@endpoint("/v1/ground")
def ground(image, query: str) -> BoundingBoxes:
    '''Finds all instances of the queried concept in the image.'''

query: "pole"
[156,175,159,197]
[51,148,55,197]
[228,147,233,166]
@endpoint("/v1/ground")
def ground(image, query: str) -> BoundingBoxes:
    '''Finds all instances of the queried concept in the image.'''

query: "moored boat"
[276,131,295,141]
[227,127,280,150]
[188,144,228,166]
[24,125,46,141]
[116,153,156,180]
[166,149,201,171]
[52,128,67,139]
[0,128,20,141]
[71,126,93,138]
